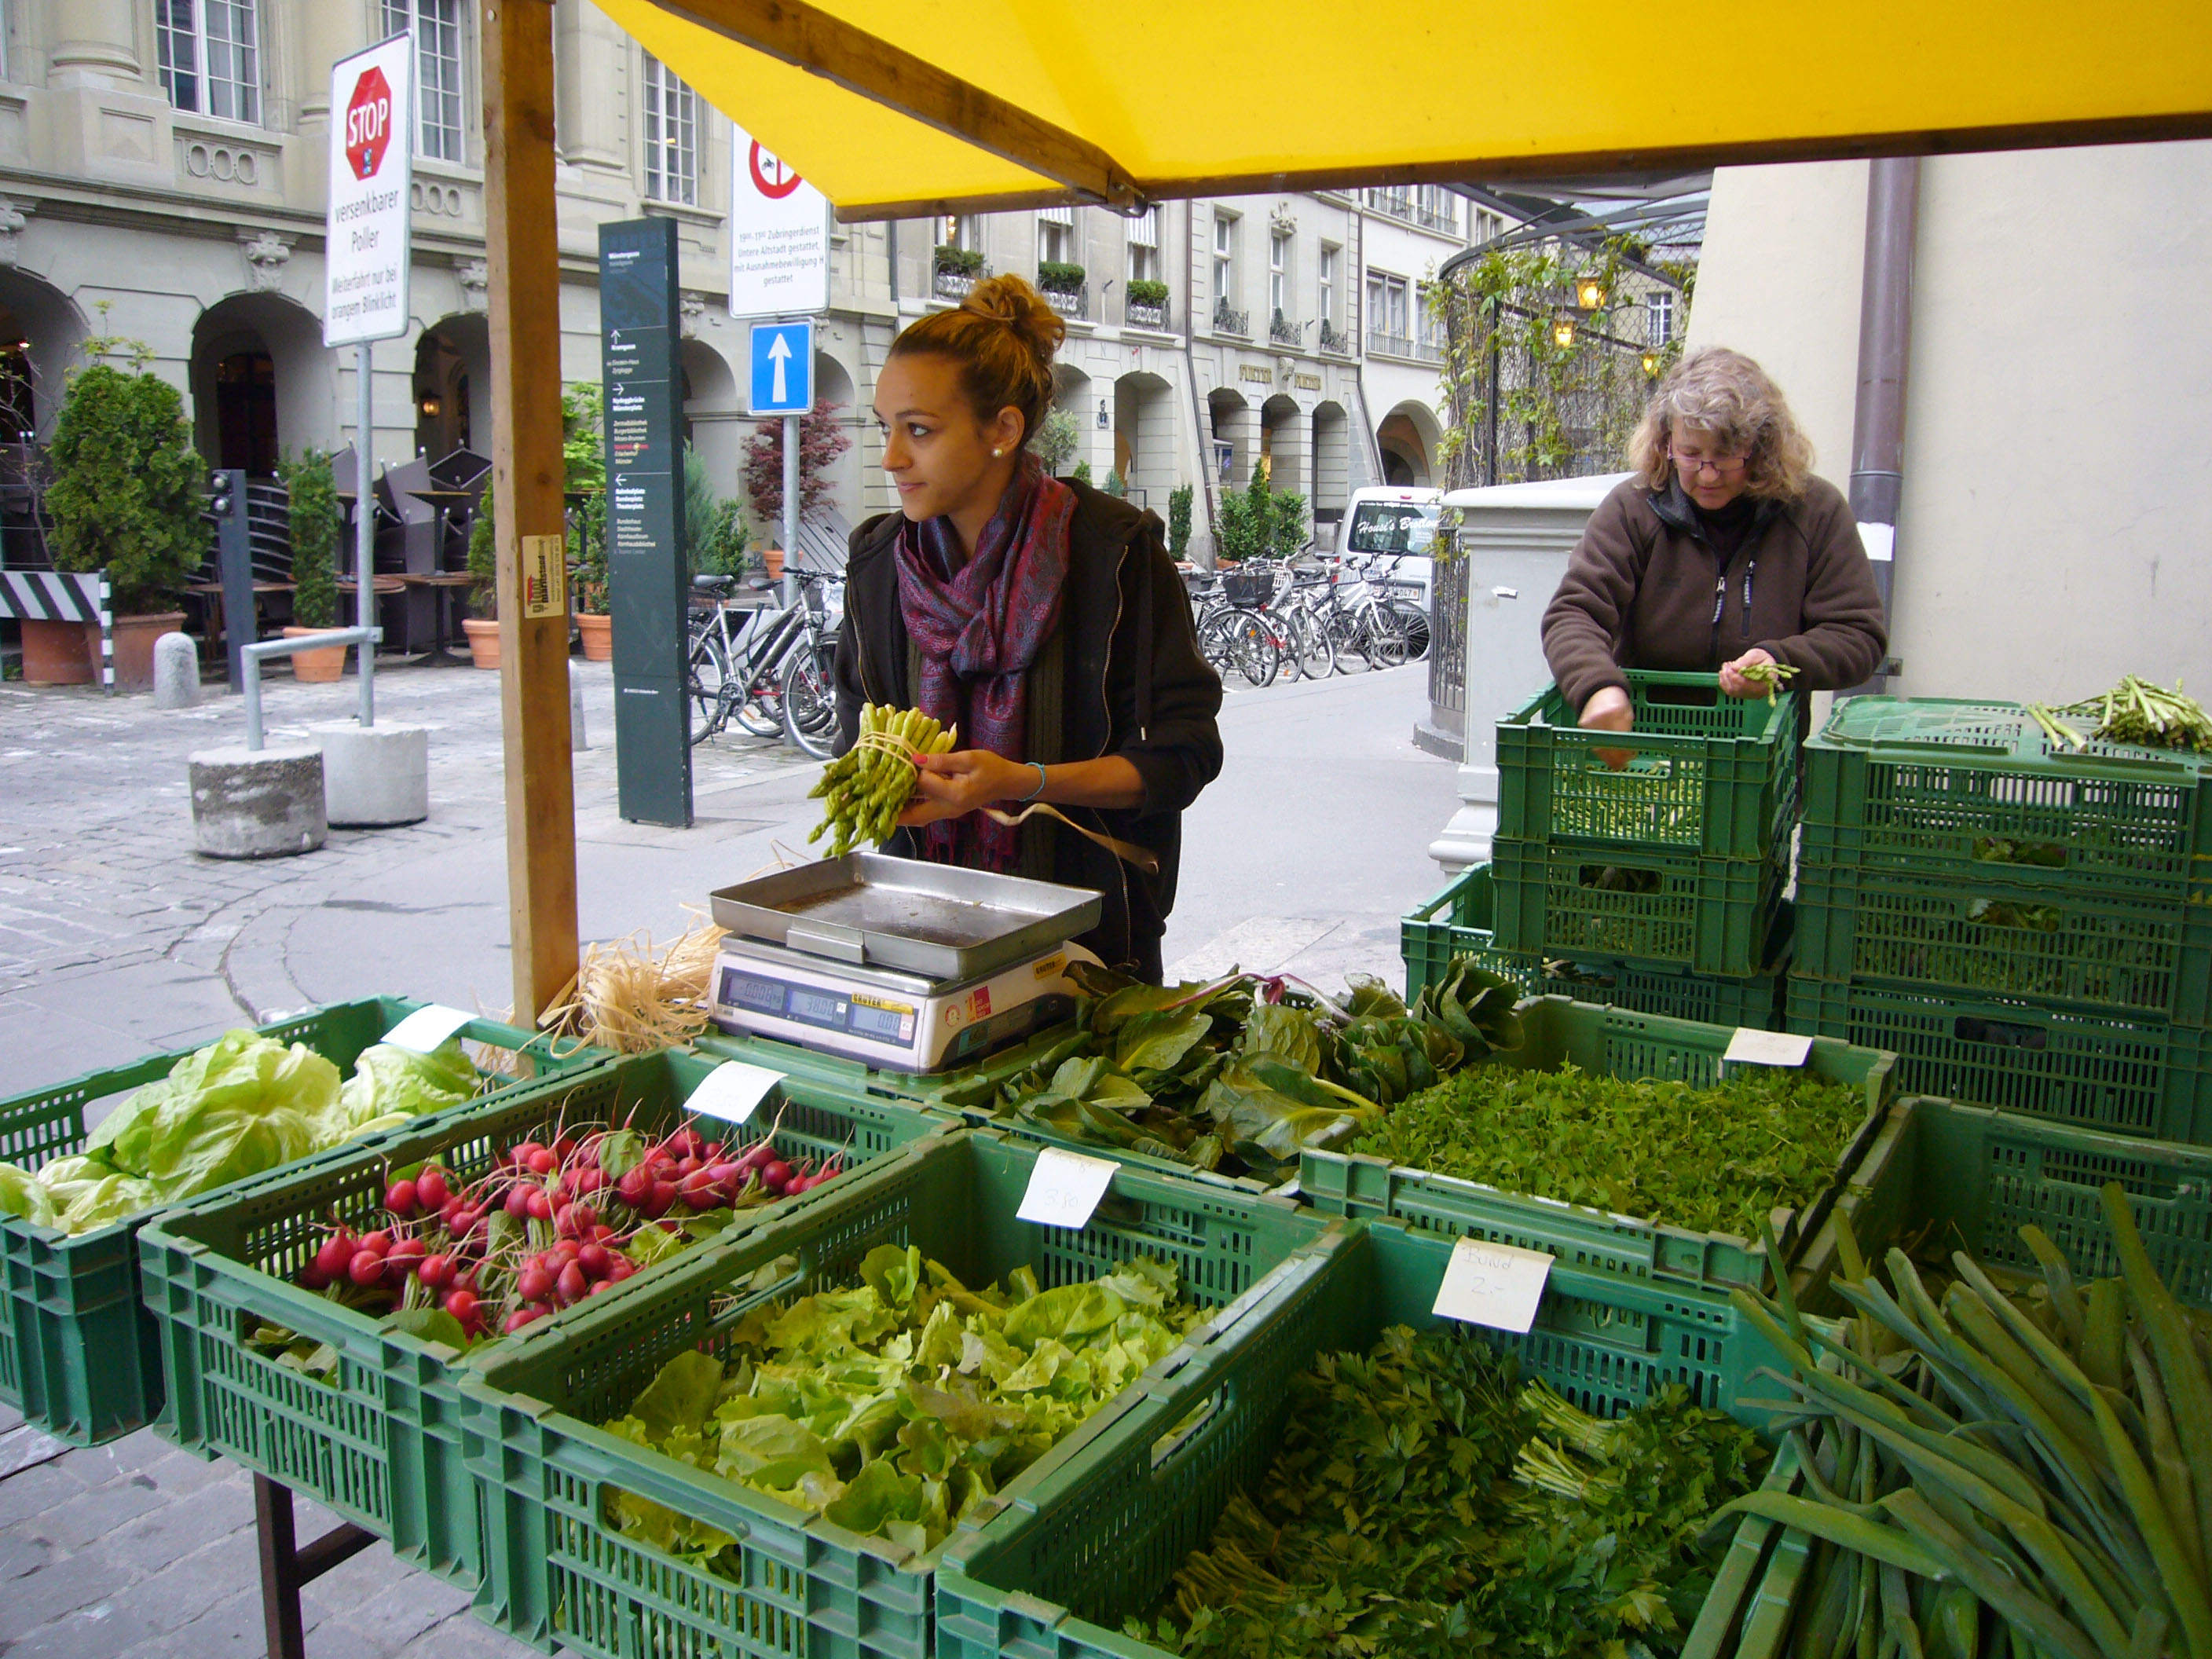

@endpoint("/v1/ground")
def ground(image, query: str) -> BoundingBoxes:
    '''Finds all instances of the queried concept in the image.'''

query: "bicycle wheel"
[1225,613,1279,688]
[1393,600,1431,662]
[782,640,839,760]
[1290,609,1336,679]
[687,630,730,745]
[1363,605,1412,669]
[731,662,786,738]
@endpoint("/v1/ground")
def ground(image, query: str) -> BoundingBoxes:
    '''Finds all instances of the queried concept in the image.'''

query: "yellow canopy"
[609,0,2212,218]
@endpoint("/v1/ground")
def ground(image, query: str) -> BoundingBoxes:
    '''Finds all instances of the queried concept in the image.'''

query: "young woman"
[1543,346,1888,743]
[832,275,1222,982]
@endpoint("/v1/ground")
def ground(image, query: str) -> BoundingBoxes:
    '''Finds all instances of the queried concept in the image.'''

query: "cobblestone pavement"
[0,650,1458,1656]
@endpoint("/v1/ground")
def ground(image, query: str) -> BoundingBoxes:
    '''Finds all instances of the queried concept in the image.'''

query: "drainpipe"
[1845,156,1918,694]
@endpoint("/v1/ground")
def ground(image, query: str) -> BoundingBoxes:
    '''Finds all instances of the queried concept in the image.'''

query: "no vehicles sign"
[324,32,413,347]
[727,123,830,320]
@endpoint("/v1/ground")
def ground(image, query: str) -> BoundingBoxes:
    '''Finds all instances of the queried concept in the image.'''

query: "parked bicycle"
[687,571,844,750]
[1185,566,1281,688]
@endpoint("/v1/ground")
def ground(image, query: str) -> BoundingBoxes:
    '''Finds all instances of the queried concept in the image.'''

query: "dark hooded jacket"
[833,482,1223,981]
[1541,473,1888,711]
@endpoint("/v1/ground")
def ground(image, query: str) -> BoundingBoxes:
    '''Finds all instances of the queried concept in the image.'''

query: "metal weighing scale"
[705,854,1104,1072]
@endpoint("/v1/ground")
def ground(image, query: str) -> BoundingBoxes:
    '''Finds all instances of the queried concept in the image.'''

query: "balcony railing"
[933,264,983,300]
[1213,298,1250,337]
[1367,330,1445,364]
[1125,292,1171,331]
[1412,204,1457,233]
[1317,318,1351,355]
[1040,280,1088,322]
[1269,311,1306,346]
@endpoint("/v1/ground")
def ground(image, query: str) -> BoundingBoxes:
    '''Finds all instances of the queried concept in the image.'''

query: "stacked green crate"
[1785,696,2212,1137]
[1479,669,1799,998]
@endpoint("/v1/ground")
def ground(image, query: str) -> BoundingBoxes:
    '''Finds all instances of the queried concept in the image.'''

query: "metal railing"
[1428,550,1467,716]
[243,628,378,749]
[1317,319,1351,354]
[1212,298,1250,337]
[1367,331,1445,364]
[1125,292,1170,331]
[1413,204,1457,233]
[1040,280,1088,322]
[932,265,983,300]
[1269,312,1306,346]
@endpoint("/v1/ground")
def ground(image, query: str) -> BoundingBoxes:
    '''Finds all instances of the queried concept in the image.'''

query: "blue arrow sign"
[749,319,814,416]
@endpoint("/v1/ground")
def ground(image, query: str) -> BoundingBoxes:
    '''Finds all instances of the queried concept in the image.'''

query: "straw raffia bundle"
[537,915,729,1055]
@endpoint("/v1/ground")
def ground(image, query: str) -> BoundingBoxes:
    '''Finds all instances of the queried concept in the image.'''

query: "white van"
[1335,486,1444,609]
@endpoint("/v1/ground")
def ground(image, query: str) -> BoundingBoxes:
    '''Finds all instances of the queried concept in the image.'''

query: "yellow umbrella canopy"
[606,0,2212,218]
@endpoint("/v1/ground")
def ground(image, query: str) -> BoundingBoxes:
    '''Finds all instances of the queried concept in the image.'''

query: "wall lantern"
[1574,276,1608,311]
[1641,350,1661,377]
[419,393,441,417]
[1097,398,1109,429]
[1551,313,1577,350]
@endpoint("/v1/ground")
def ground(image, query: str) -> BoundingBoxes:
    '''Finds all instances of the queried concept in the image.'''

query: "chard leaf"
[1113,1009,1214,1074]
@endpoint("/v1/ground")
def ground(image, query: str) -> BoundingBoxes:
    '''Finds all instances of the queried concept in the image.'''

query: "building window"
[941,213,979,251]
[1269,229,1290,319]
[1317,244,1336,325]
[1126,204,1159,286]
[1366,271,1411,355]
[1415,282,1446,361]
[1038,203,1074,267]
[1213,212,1236,308]
[157,0,260,124]
[1415,185,1456,234]
[640,53,697,205]
[383,0,465,161]
[1648,289,1675,346]
[1365,186,1412,221]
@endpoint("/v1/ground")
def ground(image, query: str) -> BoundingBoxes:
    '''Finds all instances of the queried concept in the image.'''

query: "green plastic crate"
[935,1217,1813,1659]
[1800,695,2212,905]
[455,1126,1339,1659]
[1496,670,1801,862]
[1678,1441,1815,1659]
[136,1048,946,1590]
[1793,859,2212,1026]
[0,997,594,1447]
[1784,976,2212,1141]
[1298,994,1897,1298]
[1404,862,1790,1027]
[1490,833,1785,977]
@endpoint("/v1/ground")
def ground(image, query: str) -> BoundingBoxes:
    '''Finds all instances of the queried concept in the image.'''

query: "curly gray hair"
[1628,346,1815,500]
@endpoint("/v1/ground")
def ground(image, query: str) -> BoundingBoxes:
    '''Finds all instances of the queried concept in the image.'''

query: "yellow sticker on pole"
[521,533,567,620]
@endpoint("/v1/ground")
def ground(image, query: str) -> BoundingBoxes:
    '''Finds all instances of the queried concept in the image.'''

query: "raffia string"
[983,803,1160,876]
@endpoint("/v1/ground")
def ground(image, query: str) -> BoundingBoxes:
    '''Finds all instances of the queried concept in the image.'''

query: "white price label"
[382,1004,475,1054]
[1431,1236,1555,1334]
[1723,1027,1814,1068]
[1016,1148,1119,1230]
[683,1061,786,1127]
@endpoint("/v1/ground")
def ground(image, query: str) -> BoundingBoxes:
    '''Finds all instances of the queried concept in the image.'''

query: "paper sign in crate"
[453,1127,1339,1659]
[1784,975,2212,1142]
[0,996,595,1447]
[1402,861,1790,1027]
[1800,694,2212,905]
[1495,670,1801,863]
[135,1047,947,1591]
[1791,858,2212,1027]
[935,1217,1818,1659]
[1489,833,1785,978]
[1297,994,1896,1298]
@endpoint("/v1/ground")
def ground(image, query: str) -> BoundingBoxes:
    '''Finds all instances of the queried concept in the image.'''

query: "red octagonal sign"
[344,66,394,181]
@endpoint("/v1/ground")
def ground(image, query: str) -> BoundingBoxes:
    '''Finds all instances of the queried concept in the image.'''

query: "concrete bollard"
[309,720,429,827]
[152,632,200,709]
[571,677,588,751]
[189,745,326,858]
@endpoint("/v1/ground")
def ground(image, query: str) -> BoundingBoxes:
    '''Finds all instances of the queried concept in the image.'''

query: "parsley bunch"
[1350,1062,1867,1240]
[1129,1326,1767,1659]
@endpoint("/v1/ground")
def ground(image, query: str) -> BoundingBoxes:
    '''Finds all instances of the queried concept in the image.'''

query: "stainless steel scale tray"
[709,853,1101,981]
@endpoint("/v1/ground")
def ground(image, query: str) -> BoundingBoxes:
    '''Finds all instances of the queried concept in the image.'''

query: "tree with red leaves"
[742,401,852,533]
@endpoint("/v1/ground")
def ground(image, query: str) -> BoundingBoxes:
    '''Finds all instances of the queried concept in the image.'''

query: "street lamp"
[1097,398,1109,429]
[419,393,441,417]
[1551,313,1577,350]
[1641,350,1661,377]
[1575,275,1608,311]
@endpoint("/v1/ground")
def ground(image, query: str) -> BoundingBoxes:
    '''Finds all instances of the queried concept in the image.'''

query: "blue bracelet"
[1014,761,1049,805]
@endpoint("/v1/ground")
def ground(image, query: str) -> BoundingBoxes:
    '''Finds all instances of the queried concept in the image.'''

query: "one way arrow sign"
[749,319,813,416]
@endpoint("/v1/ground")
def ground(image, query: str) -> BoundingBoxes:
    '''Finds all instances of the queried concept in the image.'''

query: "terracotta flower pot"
[763,547,786,581]
[111,612,187,693]
[461,616,501,670]
[282,626,350,683]
[576,611,613,661]
[19,617,98,686]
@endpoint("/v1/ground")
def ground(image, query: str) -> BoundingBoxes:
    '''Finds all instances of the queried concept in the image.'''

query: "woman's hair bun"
[961,274,1066,367]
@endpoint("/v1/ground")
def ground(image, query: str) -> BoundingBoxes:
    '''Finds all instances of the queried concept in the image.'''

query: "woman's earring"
[992,448,1002,457]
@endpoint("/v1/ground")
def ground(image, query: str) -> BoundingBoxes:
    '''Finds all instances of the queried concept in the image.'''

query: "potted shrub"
[565,385,611,661]
[43,359,207,690]
[1167,483,1194,561]
[462,489,500,669]
[1127,277,1170,326]
[1029,408,1079,477]
[277,449,347,683]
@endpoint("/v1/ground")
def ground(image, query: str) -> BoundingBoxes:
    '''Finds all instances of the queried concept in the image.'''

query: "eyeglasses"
[1672,449,1749,478]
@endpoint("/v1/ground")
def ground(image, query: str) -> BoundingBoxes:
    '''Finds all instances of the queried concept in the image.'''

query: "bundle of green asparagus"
[805,703,955,857]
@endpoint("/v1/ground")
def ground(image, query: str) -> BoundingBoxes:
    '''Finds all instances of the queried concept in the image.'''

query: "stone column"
[555,0,629,174]
[50,0,144,84]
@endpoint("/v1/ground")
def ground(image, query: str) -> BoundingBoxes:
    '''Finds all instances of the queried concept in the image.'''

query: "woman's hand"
[1718,647,1779,699]
[895,749,1035,827]
[1578,685,1635,771]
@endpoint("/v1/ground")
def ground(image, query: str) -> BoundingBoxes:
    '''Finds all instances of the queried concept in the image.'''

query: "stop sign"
[344,66,393,181]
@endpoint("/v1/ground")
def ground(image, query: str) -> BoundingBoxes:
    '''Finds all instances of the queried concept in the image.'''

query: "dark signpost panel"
[598,217,690,826]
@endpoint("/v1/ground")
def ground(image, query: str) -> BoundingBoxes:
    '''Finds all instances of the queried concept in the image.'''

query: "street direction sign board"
[324,31,413,346]
[749,319,814,416]
[728,124,830,319]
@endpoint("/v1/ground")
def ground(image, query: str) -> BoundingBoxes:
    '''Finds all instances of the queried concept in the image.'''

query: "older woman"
[1542,346,1887,740]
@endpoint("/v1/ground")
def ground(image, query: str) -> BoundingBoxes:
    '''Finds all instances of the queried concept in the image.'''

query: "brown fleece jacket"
[1540,474,1888,712]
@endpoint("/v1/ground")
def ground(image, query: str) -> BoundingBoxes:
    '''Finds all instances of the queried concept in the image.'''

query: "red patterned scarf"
[892,455,1074,870]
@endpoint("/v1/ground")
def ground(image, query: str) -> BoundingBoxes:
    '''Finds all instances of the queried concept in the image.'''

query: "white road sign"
[727,124,830,320]
[324,32,414,347]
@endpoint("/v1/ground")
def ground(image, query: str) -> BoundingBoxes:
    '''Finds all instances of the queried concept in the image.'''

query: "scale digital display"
[719,965,915,1046]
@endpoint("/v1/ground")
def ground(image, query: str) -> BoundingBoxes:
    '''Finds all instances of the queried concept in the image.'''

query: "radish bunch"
[285,1109,848,1346]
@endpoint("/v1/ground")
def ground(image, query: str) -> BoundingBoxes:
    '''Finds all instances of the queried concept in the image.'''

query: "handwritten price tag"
[382,1004,476,1054]
[1016,1148,1119,1230]
[683,1061,786,1127]
[1431,1236,1555,1334]
[1723,1027,1814,1068]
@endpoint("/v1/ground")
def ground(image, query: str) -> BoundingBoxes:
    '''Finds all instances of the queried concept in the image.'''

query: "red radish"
[588,1279,615,1295]
[572,1166,604,1196]
[517,1265,555,1303]
[556,1262,588,1305]
[525,1188,553,1221]
[314,1230,358,1280]
[385,1178,419,1218]
[386,1237,427,1268]
[609,1257,638,1280]
[551,1134,577,1162]
[359,1229,393,1254]
[615,1167,650,1207]
[299,1265,332,1291]
[645,1181,676,1218]
[418,1254,455,1291]
[759,1160,793,1193]
[445,1289,480,1328]
[349,1249,386,1287]
[416,1167,450,1210]
[577,1243,612,1278]
[736,1141,775,1174]
[502,1308,541,1334]
[526,1148,557,1176]
[504,1185,533,1219]
[676,1155,700,1177]
[815,1162,842,1182]
[706,1162,741,1188]
[511,1141,544,1166]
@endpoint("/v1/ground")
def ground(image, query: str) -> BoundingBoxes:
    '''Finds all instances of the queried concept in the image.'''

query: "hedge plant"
[279,448,339,628]
[46,364,207,613]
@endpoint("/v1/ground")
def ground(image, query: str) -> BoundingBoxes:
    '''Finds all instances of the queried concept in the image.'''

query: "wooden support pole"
[482,0,578,1026]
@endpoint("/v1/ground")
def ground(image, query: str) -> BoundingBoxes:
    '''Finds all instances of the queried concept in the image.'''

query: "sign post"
[599,217,690,827]
[729,128,829,596]
[323,31,413,727]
